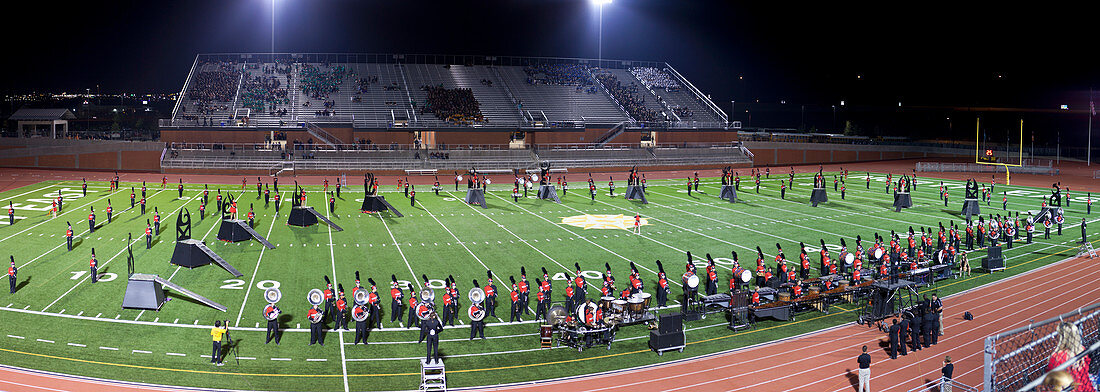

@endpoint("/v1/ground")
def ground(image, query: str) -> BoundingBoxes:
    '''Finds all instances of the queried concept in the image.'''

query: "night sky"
[1,1,1097,139]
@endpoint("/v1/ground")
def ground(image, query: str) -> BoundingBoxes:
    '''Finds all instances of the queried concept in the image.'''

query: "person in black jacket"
[419,311,443,364]
[888,318,901,359]
[897,315,910,356]
[922,311,934,348]
[857,345,872,392]
[910,309,923,352]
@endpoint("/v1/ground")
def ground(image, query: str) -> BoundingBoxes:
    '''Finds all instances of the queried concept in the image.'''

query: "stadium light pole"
[269,0,278,54]
[593,0,612,65]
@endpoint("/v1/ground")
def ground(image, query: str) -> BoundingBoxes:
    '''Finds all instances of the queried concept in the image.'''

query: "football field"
[0,172,1095,391]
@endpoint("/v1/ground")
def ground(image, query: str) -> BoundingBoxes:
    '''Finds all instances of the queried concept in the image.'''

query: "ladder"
[1079,242,1096,258]
[420,359,446,391]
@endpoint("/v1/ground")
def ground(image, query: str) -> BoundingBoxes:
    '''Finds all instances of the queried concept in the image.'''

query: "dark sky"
[2,1,1097,112]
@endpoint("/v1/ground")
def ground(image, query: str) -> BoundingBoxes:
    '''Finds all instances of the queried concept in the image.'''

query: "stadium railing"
[906,378,980,392]
[915,162,1058,176]
[983,302,1100,392]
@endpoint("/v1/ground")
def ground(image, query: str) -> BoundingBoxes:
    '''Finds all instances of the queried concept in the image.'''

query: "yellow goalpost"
[975,117,1024,186]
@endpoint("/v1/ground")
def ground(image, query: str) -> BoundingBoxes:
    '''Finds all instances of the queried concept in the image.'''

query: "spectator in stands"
[1048,322,1096,392]
[857,345,871,392]
[419,85,485,124]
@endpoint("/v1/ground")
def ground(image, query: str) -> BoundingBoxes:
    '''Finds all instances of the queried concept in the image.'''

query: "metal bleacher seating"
[628,66,724,127]
[497,66,629,126]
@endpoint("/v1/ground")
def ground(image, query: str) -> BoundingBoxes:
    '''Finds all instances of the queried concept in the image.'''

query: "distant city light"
[1060,104,1069,110]
[840,100,845,106]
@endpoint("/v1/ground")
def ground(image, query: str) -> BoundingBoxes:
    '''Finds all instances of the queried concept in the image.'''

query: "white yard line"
[234,191,286,327]
[324,199,350,392]
[0,184,56,203]
[377,213,422,291]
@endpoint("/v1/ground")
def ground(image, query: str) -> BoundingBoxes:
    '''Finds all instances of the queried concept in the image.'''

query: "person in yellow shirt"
[210,320,227,366]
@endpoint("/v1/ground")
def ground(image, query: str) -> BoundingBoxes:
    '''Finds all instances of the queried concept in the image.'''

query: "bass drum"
[873,248,884,260]
[844,252,856,266]
[683,273,700,289]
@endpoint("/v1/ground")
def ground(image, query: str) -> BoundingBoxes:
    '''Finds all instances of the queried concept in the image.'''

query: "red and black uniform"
[509,287,521,322]
[335,296,348,330]
[307,307,324,345]
[407,295,420,328]
[66,225,74,251]
[390,286,403,323]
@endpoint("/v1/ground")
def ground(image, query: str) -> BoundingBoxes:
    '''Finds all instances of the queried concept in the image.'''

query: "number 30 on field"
[220,279,281,290]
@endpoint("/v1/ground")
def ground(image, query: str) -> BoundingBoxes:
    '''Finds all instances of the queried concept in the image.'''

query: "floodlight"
[592,0,612,5]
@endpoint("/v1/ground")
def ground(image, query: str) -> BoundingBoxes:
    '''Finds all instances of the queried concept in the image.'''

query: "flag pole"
[1088,88,1093,166]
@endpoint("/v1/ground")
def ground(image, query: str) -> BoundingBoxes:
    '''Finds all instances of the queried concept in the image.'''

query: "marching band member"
[351,304,369,345]
[686,177,693,196]
[406,283,420,329]
[471,279,486,340]
[485,271,497,318]
[518,268,530,315]
[608,177,615,197]
[419,311,443,364]
[145,220,153,249]
[541,267,553,301]
[535,278,548,320]
[265,300,281,345]
[153,208,161,235]
[87,207,96,233]
[264,184,270,206]
[335,285,348,331]
[308,304,324,346]
[105,200,113,224]
[273,193,281,214]
[564,278,577,313]
[247,205,255,228]
[216,190,222,213]
[574,263,586,299]
[9,256,18,294]
[329,193,336,213]
[367,280,382,329]
[177,179,184,199]
[693,172,700,192]
[656,260,670,307]
[509,279,521,322]
[66,222,74,251]
[7,202,13,225]
[89,248,98,283]
[447,277,460,326]
[390,275,403,324]
[705,256,718,296]
[323,278,335,325]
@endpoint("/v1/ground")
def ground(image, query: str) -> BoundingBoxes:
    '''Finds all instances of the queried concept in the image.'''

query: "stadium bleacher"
[167,54,728,130]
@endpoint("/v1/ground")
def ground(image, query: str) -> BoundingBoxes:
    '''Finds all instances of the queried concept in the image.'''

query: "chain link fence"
[983,302,1100,392]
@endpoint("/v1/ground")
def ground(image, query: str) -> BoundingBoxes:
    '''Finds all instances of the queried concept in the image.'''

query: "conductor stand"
[624,166,648,204]
[420,359,446,391]
[535,163,562,203]
[810,171,829,207]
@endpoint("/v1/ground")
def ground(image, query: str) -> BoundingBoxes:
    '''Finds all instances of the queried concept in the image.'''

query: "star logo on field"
[560,214,649,230]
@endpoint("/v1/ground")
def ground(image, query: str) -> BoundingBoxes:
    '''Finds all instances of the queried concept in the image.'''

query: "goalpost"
[975,116,1024,186]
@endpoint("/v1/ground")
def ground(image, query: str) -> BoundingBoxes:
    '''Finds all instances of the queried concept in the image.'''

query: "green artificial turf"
[0,173,1095,391]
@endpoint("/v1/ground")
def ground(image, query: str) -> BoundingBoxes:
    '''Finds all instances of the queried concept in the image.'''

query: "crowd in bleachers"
[594,72,662,122]
[299,64,348,101]
[240,74,289,115]
[673,106,694,118]
[187,62,240,104]
[630,67,681,91]
[418,85,485,124]
[523,64,595,88]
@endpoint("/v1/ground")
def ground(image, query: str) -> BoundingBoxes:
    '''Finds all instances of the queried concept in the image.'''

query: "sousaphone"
[351,305,369,322]
[264,287,282,304]
[547,304,568,326]
[419,288,435,303]
[468,287,485,304]
[468,304,486,322]
[416,302,435,321]
[354,289,369,306]
[307,288,324,306]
